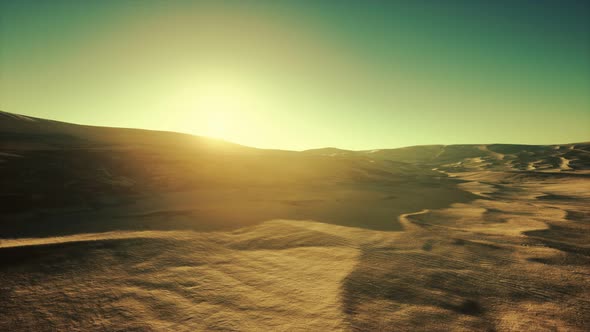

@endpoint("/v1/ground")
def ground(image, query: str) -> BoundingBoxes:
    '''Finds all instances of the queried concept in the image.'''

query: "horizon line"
[1,109,588,152]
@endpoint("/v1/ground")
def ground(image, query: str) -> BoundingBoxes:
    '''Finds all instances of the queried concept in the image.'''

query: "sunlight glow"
[171,76,264,142]
[197,90,240,139]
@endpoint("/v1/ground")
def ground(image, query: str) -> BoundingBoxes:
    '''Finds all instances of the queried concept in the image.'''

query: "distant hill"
[0,110,248,151]
[0,111,475,235]
[304,141,590,173]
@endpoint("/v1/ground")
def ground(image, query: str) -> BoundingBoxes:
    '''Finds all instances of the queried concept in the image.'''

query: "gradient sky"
[1,0,589,150]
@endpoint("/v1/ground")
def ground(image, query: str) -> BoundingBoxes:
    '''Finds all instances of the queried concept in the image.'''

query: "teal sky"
[1,0,589,150]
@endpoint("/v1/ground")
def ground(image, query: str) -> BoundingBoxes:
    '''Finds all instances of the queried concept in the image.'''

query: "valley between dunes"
[1,111,589,331]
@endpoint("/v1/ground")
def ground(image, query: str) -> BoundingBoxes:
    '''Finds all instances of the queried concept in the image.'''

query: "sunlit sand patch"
[398,209,430,232]
[0,230,195,249]
[478,145,505,160]
[264,219,391,246]
[494,301,584,332]
[0,220,361,331]
[526,161,538,170]
[461,157,491,170]
[117,246,359,331]
[466,216,549,237]
[522,179,590,199]
[559,157,572,171]
[458,181,497,197]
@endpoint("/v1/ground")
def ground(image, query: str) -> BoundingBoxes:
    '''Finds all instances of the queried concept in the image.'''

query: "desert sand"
[1,111,589,331]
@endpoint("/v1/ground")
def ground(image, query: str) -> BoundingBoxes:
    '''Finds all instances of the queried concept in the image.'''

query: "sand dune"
[0,222,360,331]
[1,112,589,331]
[560,156,573,170]
[342,171,590,331]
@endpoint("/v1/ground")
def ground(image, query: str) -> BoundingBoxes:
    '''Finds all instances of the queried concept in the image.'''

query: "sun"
[167,75,268,144]
[197,92,240,139]
[179,79,256,140]
[204,108,232,139]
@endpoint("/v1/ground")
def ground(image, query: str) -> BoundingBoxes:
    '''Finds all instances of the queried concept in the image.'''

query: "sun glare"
[170,77,263,141]
[203,108,231,139]
[193,88,237,138]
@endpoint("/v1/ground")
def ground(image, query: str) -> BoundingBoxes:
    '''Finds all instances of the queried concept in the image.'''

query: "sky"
[1,0,589,150]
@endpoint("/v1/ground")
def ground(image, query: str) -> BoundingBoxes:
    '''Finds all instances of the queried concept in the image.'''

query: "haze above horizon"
[1,0,589,150]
